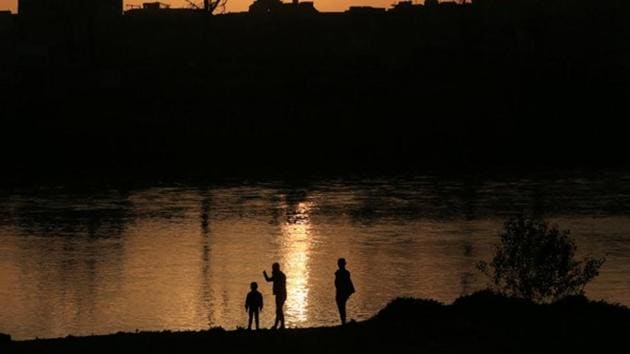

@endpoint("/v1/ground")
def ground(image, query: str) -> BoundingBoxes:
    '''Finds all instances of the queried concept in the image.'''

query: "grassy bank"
[4,291,630,354]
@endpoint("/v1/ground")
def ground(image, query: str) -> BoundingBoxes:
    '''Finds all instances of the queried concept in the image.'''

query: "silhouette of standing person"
[245,282,263,330]
[263,262,286,329]
[335,258,355,325]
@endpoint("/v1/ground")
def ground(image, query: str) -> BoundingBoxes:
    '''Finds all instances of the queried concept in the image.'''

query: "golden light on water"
[280,201,313,324]
[3,182,630,340]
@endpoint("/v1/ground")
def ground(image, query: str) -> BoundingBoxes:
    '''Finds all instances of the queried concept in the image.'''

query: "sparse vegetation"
[478,216,605,302]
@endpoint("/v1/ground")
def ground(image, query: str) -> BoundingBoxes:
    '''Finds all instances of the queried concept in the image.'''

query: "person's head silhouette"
[338,258,346,269]
[250,282,258,290]
[272,262,280,273]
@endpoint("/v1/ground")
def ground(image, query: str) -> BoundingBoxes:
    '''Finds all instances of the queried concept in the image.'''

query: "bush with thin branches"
[478,216,605,302]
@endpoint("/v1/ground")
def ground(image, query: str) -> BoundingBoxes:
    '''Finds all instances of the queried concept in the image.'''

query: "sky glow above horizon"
[1,0,426,13]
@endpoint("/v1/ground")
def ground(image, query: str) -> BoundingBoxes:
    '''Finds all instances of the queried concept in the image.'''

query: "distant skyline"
[0,0,429,13]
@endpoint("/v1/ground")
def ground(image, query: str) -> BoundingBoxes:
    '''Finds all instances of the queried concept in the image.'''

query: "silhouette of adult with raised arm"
[335,258,355,325]
[263,262,286,329]
[245,282,263,330]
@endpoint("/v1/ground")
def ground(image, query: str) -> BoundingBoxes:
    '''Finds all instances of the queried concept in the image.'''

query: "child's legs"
[248,310,254,329]
[254,310,259,329]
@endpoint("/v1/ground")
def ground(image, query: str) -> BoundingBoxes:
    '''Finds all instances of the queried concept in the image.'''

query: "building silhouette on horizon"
[248,0,317,15]
[18,0,123,18]
[10,0,483,20]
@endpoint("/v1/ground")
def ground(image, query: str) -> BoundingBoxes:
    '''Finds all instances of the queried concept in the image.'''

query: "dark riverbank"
[2,0,630,174]
[4,291,629,354]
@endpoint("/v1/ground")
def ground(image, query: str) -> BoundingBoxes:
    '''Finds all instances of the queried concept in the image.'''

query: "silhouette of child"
[245,282,263,330]
[335,257,355,325]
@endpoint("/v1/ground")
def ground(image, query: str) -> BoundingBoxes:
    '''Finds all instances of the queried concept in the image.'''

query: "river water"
[1,173,630,339]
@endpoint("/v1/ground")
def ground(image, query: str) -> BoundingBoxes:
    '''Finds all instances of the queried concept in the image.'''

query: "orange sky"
[0,0,414,13]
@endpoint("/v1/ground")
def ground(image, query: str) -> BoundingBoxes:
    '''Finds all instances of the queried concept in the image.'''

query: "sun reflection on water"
[4,179,630,340]
[280,201,313,325]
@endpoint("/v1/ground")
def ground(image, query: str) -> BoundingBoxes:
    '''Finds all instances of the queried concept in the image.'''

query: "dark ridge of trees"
[1,0,629,176]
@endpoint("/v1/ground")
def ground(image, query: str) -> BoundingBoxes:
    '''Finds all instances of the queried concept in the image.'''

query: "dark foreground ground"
[3,291,629,354]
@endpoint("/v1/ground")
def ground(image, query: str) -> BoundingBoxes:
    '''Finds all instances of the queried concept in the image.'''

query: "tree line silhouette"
[0,0,629,176]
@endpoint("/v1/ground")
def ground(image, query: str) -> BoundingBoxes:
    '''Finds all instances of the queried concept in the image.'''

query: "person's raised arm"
[263,270,273,282]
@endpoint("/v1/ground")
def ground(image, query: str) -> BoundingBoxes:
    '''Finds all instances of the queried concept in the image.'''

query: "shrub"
[477,216,605,302]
